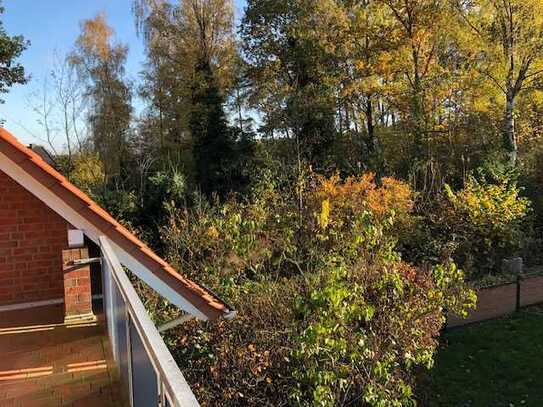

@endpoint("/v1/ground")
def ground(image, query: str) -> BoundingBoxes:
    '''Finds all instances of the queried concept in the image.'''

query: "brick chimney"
[62,231,96,324]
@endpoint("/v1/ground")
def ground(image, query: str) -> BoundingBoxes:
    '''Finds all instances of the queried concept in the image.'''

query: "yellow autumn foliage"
[443,177,531,274]
[445,179,529,232]
[318,198,331,229]
[70,154,105,193]
[76,13,114,60]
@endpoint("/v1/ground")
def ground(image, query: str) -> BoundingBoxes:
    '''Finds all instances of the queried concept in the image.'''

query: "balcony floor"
[0,303,123,406]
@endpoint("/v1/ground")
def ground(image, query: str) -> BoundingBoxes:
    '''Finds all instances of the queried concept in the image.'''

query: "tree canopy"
[3,1,543,405]
[0,2,28,104]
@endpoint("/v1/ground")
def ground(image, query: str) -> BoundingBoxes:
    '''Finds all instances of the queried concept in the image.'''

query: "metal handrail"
[100,236,200,407]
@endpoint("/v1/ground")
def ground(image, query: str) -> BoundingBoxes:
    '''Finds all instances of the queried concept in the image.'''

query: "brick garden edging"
[447,274,543,328]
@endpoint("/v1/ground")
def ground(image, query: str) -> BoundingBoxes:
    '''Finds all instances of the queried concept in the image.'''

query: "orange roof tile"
[0,127,233,320]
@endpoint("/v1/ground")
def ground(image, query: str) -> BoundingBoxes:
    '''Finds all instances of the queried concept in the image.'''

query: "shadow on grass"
[421,308,543,407]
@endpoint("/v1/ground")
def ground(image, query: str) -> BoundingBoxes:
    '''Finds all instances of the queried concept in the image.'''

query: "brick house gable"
[0,128,234,320]
[0,169,69,305]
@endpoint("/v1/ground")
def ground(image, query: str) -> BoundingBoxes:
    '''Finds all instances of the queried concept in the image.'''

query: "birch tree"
[70,13,132,184]
[454,0,543,165]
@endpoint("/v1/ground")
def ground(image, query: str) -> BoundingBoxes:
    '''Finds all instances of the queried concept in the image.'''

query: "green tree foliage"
[0,2,28,104]
[16,1,542,404]
[442,173,531,276]
[240,0,495,182]
[156,170,475,406]
[190,60,236,197]
[134,0,252,197]
[241,0,338,168]
[378,0,459,163]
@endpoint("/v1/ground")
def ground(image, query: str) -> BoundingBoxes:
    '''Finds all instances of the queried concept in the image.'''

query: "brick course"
[0,169,69,305]
[448,275,543,328]
[447,283,517,327]
[519,276,543,307]
[62,247,93,318]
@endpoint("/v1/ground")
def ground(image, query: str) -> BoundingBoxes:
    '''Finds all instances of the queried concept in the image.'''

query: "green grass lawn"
[424,309,543,407]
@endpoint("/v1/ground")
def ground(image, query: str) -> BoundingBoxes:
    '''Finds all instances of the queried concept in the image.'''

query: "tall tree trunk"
[411,45,425,162]
[504,90,518,166]
[365,97,383,173]
[236,86,244,134]
[366,97,375,148]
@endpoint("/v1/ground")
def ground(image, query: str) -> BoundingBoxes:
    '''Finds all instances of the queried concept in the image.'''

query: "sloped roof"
[0,127,233,321]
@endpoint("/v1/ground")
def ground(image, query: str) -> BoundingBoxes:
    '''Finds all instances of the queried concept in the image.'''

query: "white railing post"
[99,236,200,407]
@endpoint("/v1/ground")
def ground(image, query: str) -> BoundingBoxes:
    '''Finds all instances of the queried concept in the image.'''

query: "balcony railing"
[100,236,200,407]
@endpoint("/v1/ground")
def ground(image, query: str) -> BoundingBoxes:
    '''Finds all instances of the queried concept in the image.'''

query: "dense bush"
[441,176,530,276]
[70,153,105,193]
[158,171,475,406]
[401,166,532,279]
[520,145,543,265]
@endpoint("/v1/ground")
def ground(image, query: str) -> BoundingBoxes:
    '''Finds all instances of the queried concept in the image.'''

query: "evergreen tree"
[241,0,338,168]
[190,60,234,197]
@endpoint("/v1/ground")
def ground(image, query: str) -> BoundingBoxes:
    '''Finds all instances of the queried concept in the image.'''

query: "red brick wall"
[448,275,543,327]
[0,169,69,305]
[62,248,93,318]
[520,276,543,307]
[447,283,517,327]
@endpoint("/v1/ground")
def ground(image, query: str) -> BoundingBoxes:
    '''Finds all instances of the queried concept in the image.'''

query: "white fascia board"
[0,152,208,321]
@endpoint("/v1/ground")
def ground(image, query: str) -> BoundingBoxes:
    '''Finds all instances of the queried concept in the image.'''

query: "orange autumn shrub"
[308,173,414,259]
[313,173,413,221]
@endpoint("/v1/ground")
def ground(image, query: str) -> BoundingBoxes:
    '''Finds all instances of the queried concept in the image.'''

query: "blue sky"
[0,0,247,146]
